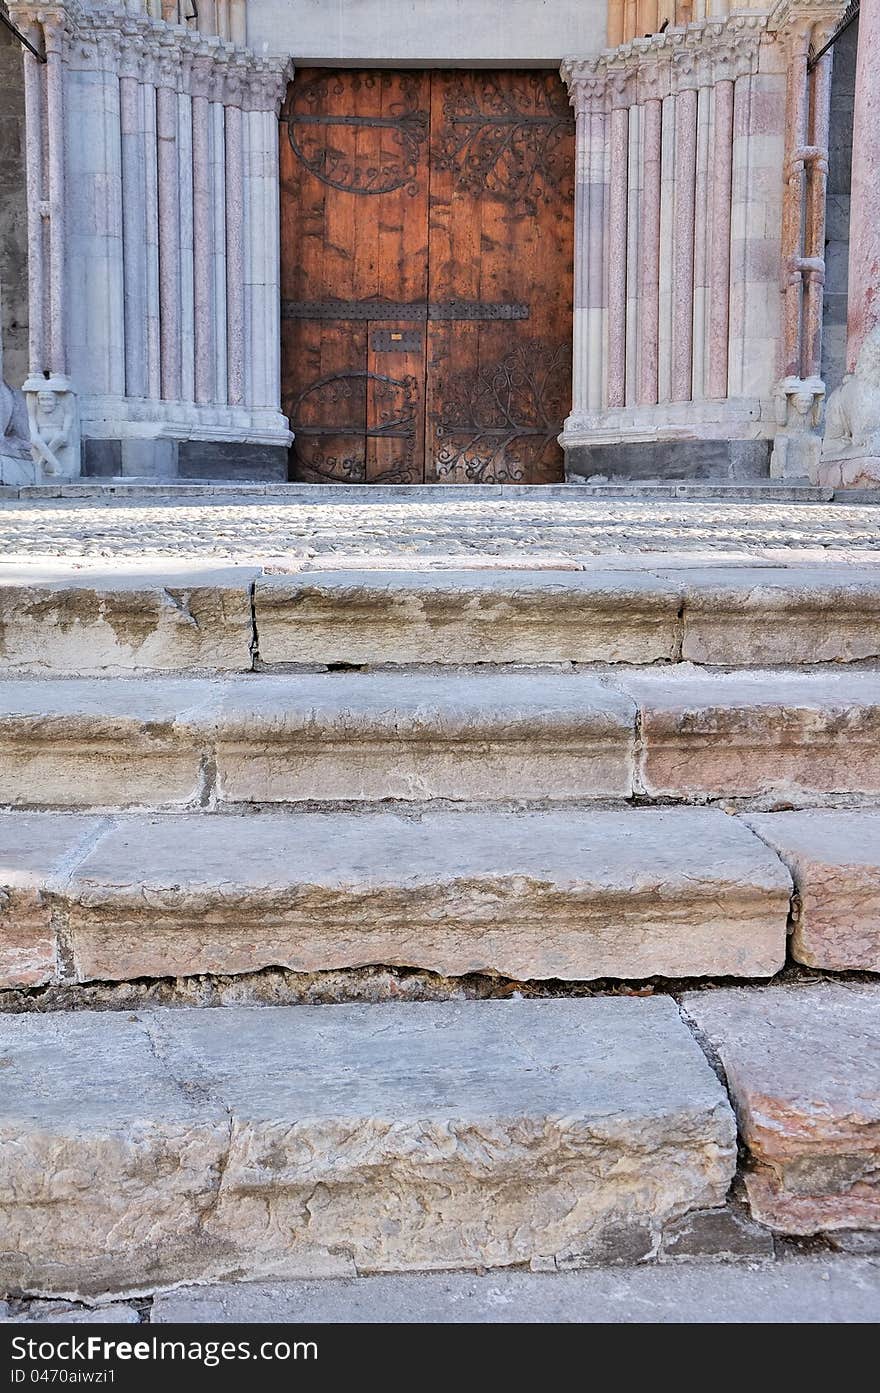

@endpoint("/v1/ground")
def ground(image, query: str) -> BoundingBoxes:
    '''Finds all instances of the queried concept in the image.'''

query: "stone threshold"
[1,480,871,503]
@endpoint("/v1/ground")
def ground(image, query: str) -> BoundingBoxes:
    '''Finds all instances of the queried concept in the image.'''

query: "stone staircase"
[0,561,878,1301]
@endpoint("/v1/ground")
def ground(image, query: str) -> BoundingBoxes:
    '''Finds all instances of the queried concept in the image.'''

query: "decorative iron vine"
[433,73,574,213]
[288,369,420,484]
[287,71,429,196]
[432,341,570,484]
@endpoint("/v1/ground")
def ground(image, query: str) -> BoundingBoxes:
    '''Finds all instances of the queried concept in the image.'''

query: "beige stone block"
[0,998,736,1296]
[212,672,637,803]
[62,806,791,983]
[0,680,213,808]
[684,983,880,1233]
[673,567,880,665]
[615,667,880,801]
[744,810,880,971]
[0,567,257,674]
[254,570,681,667]
[0,813,102,988]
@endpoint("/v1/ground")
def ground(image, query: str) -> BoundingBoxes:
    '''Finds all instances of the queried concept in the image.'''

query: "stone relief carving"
[0,377,36,486]
[770,375,825,480]
[23,374,80,478]
[822,325,880,463]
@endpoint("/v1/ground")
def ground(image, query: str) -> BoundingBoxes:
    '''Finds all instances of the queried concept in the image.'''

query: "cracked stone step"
[0,997,736,1298]
[254,570,683,666]
[612,666,880,802]
[5,563,880,675]
[3,668,880,808]
[683,983,880,1235]
[0,566,257,674]
[0,807,792,986]
[671,566,880,665]
[743,810,880,972]
[0,673,636,806]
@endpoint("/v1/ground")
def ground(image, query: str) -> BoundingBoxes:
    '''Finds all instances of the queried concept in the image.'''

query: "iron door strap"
[282,299,530,322]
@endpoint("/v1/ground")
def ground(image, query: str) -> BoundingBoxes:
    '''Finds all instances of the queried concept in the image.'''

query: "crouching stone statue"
[820,325,880,487]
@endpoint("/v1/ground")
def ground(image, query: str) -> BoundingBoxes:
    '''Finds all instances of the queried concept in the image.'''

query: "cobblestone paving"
[1,495,880,562]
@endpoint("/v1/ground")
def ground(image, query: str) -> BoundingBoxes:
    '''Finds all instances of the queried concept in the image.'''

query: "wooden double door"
[280,69,574,484]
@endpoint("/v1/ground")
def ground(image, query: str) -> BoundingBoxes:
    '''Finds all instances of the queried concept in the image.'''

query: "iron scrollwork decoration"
[287,71,429,196]
[434,72,574,213]
[288,370,420,484]
[433,341,571,484]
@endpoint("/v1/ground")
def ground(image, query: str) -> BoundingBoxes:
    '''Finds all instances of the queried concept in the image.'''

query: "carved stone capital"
[561,60,608,117]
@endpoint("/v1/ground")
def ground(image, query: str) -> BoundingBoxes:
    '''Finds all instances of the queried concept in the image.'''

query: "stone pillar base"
[817,455,880,489]
[82,437,289,482]
[563,438,772,484]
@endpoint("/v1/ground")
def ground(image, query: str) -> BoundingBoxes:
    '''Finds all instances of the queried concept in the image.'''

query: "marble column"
[606,83,629,409]
[21,32,45,376]
[44,21,67,376]
[845,0,880,371]
[224,66,246,408]
[191,58,214,405]
[638,94,662,405]
[707,76,733,400]
[156,53,181,401]
[671,73,698,402]
[120,54,148,398]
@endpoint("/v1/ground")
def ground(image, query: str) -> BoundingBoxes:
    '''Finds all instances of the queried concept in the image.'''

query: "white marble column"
[44,20,67,376]
[20,31,46,377]
[119,49,148,398]
[210,92,228,405]
[156,48,181,401]
[224,65,246,408]
[178,55,195,404]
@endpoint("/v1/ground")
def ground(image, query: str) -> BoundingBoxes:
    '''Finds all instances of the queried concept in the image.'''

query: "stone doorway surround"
[1,0,863,486]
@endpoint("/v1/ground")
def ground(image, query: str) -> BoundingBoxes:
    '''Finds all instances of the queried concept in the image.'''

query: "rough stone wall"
[822,17,857,397]
[0,22,28,389]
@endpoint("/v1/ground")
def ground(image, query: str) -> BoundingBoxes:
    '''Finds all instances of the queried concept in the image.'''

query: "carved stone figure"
[821,325,880,480]
[770,375,825,481]
[0,376,37,486]
[23,374,80,479]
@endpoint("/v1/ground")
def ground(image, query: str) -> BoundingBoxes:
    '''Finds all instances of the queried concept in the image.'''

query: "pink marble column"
[44,23,66,376]
[191,61,214,405]
[671,83,697,402]
[638,97,662,406]
[803,48,832,381]
[780,25,810,380]
[156,74,181,401]
[607,102,629,409]
[21,36,45,376]
[225,86,246,407]
[846,0,880,371]
[707,78,734,400]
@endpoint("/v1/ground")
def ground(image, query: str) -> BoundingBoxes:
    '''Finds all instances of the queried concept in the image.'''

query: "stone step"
[0,672,637,806]
[0,997,736,1297]
[0,668,878,809]
[4,563,880,673]
[684,983,880,1235]
[743,810,880,972]
[0,806,792,989]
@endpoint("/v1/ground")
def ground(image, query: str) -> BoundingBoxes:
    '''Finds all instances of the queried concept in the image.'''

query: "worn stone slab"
[0,1302,139,1324]
[0,998,736,1298]
[744,811,880,971]
[684,983,880,1234]
[0,680,215,808]
[672,567,880,665]
[212,673,636,803]
[0,566,256,675]
[55,807,791,983]
[254,571,681,666]
[614,667,880,802]
[149,1257,880,1323]
[0,813,103,988]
